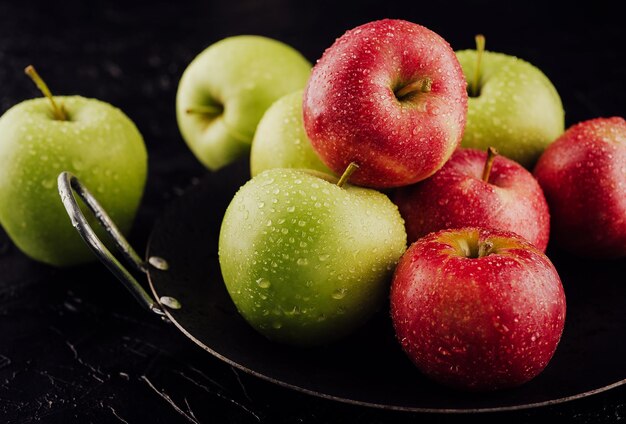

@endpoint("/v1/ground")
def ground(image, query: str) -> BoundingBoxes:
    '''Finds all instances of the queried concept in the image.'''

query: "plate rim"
[144,272,626,413]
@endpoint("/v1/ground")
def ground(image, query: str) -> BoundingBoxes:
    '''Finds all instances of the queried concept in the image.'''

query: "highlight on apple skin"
[394,148,550,251]
[390,227,566,391]
[303,19,467,188]
[533,117,626,258]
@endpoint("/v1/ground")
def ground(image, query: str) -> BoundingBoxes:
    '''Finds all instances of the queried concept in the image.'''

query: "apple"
[394,147,550,251]
[390,227,566,391]
[176,35,311,171]
[0,66,147,266]
[219,165,407,346]
[302,19,467,188]
[533,117,626,258]
[250,90,331,177]
[456,35,564,168]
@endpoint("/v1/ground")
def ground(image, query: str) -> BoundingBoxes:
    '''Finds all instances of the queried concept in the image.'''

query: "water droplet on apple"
[437,347,451,356]
[272,322,282,329]
[258,201,265,208]
[285,306,300,316]
[331,288,347,300]
[297,258,309,266]
[287,206,296,213]
[256,277,272,289]
[72,160,85,170]
[41,179,54,189]
[298,220,306,227]
[319,254,330,262]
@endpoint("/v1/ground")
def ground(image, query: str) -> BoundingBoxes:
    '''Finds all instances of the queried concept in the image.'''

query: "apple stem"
[337,162,359,188]
[478,241,494,258]
[185,104,223,116]
[470,34,486,97]
[395,77,432,99]
[481,146,498,183]
[24,65,67,121]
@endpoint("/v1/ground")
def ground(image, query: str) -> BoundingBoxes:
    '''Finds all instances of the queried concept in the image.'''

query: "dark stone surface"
[0,1,625,423]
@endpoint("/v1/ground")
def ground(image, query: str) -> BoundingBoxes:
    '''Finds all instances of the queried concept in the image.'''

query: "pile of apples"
[178,19,624,392]
[0,18,623,393]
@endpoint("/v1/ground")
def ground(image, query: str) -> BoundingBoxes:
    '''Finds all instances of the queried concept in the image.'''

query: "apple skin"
[176,36,311,171]
[219,168,407,346]
[303,19,467,188]
[250,90,332,177]
[0,96,147,266]
[456,50,564,168]
[533,117,626,258]
[390,227,566,391]
[394,148,550,251]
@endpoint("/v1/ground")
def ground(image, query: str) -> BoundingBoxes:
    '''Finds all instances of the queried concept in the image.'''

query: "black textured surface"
[1,1,625,423]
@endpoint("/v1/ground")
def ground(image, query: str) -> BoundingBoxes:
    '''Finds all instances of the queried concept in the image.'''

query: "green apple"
[250,90,331,177]
[0,66,147,266]
[456,36,564,168]
[176,36,311,171]
[218,166,407,346]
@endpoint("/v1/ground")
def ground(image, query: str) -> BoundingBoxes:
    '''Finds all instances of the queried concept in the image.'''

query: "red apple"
[394,148,550,251]
[533,117,626,258]
[390,227,566,391]
[302,19,467,188]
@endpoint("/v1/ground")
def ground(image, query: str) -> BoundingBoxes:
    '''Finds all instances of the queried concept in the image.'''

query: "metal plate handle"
[57,171,165,316]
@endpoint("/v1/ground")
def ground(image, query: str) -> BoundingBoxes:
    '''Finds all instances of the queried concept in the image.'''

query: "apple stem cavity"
[185,104,223,117]
[395,77,432,100]
[460,239,494,259]
[337,162,360,188]
[481,146,498,183]
[470,34,486,98]
[24,65,67,121]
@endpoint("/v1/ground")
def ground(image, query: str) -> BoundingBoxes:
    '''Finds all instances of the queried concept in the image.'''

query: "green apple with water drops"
[0,66,147,266]
[218,165,407,346]
[456,35,564,168]
[250,90,332,177]
[176,36,311,171]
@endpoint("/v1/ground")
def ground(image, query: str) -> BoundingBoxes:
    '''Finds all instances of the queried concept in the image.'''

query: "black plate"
[145,160,626,413]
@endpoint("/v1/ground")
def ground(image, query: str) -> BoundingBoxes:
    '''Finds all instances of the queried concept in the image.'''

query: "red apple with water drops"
[303,19,467,188]
[394,147,550,250]
[391,227,566,391]
[533,117,626,258]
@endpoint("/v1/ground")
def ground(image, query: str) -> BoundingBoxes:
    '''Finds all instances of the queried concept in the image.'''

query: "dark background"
[1,1,625,423]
